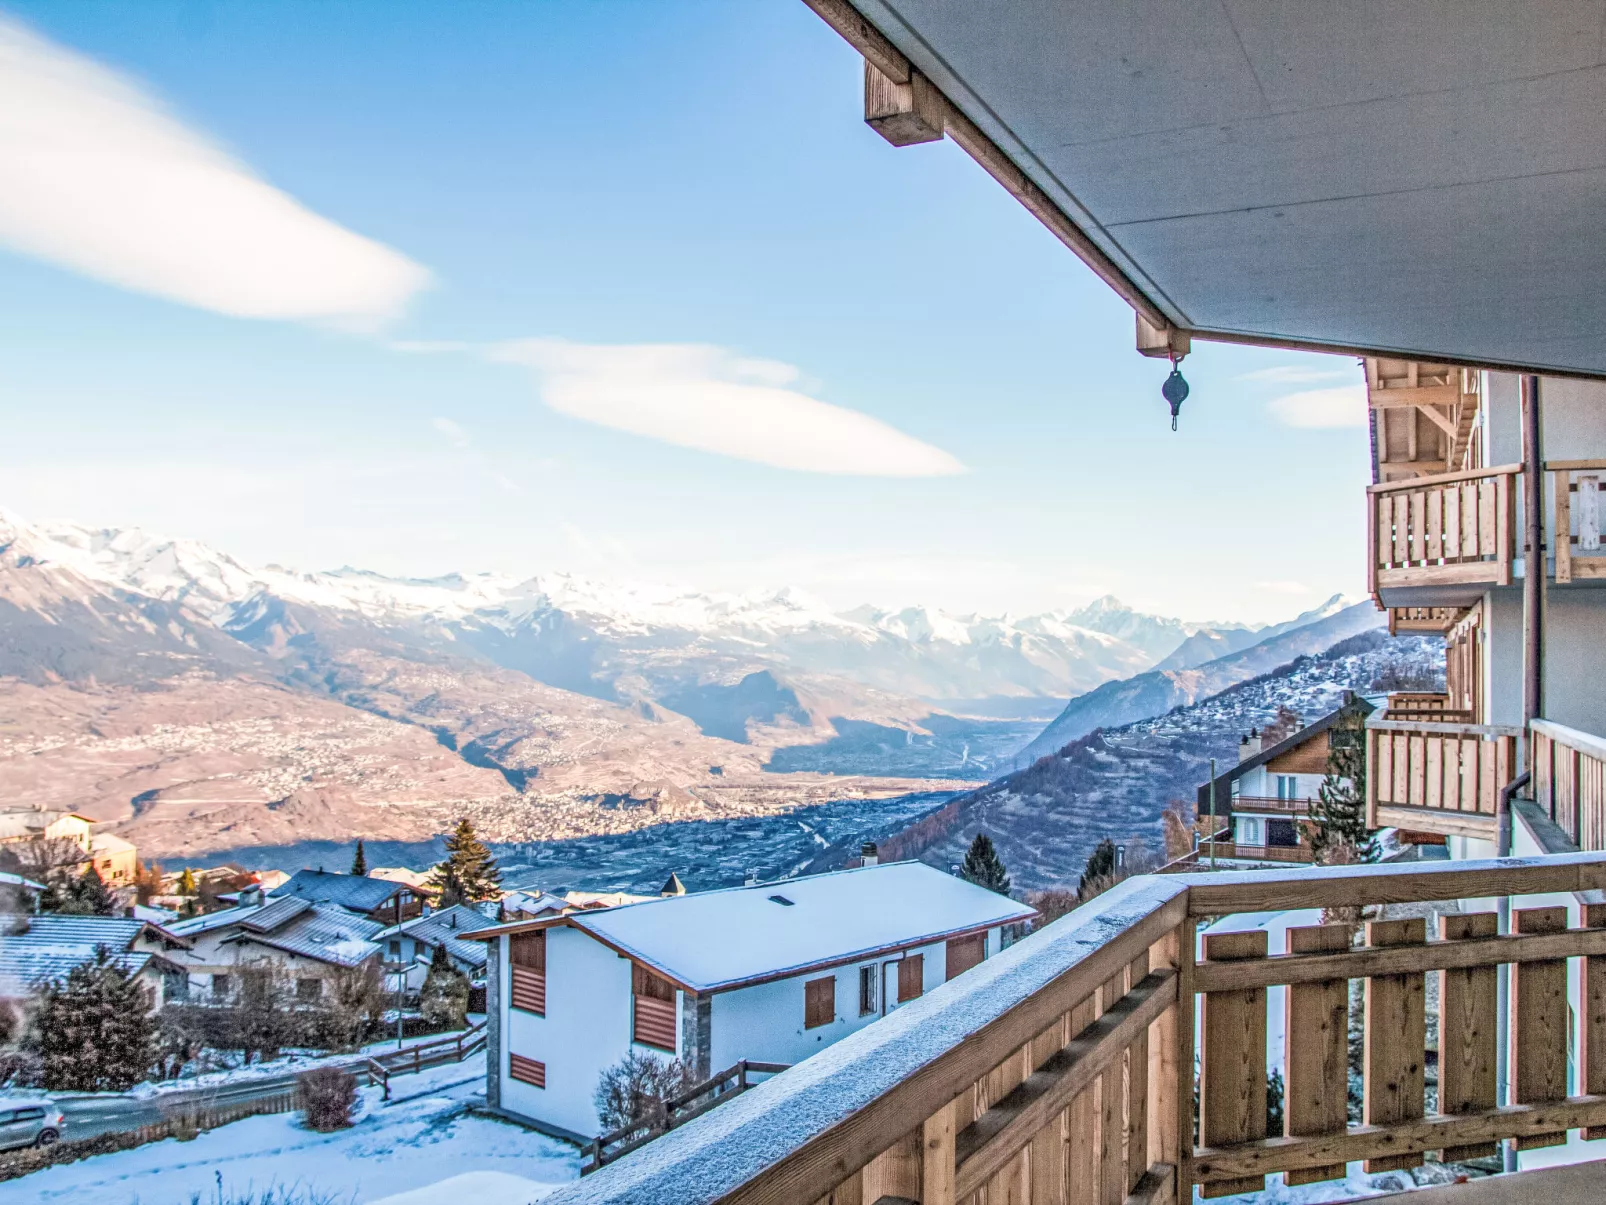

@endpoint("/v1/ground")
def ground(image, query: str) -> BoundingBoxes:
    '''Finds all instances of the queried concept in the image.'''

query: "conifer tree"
[39,866,115,915]
[351,840,368,877]
[419,943,469,1030]
[1310,705,1378,863]
[1078,837,1120,900]
[178,867,198,896]
[429,818,501,905]
[959,833,1011,895]
[35,948,156,1091]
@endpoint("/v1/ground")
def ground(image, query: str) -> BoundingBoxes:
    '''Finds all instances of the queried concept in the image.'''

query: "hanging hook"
[1161,351,1190,431]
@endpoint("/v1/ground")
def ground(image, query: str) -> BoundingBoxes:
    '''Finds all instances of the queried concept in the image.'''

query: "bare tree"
[593,1050,690,1133]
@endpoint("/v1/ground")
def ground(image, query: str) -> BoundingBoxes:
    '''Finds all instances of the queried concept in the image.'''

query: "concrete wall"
[1541,590,1606,734]
[1480,588,1525,728]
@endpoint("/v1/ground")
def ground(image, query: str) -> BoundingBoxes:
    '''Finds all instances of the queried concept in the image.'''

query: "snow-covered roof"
[221,904,383,968]
[272,869,410,914]
[169,895,312,936]
[0,914,176,998]
[373,904,496,969]
[513,863,1037,994]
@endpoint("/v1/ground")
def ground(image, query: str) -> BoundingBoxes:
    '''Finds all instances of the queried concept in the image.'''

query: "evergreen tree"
[1078,837,1120,900]
[429,819,501,905]
[1310,705,1378,864]
[35,947,157,1091]
[39,866,115,915]
[350,840,368,877]
[418,944,469,1031]
[959,833,1011,896]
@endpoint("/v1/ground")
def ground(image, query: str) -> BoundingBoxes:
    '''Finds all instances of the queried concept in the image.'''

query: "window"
[1276,775,1298,801]
[212,973,232,999]
[632,964,677,1051]
[509,1053,546,1088]
[804,976,835,1029]
[858,965,878,1016]
[388,940,402,958]
[12,1107,45,1122]
[297,978,322,1002]
[945,933,986,981]
[510,930,547,1016]
[897,954,924,1003]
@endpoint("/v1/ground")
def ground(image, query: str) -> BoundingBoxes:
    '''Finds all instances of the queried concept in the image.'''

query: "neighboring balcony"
[1532,719,1606,851]
[1382,691,1474,722]
[1368,465,1516,606]
[549,855,1606,1205]
[1365,716,1520,840]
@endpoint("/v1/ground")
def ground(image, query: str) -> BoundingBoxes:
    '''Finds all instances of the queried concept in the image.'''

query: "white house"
[166,894,383,1003]
[472,860,1037,1141]
[372,902,497,992]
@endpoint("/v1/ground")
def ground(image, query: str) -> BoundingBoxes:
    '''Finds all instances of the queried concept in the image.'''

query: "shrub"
[297,1065,358,1132]
[1025,888,1079,928]
[418,945,469,1031]
[593,1050,689,1133]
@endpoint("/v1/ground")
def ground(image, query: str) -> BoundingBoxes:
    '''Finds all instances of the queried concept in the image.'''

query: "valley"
[0,505,1383,884]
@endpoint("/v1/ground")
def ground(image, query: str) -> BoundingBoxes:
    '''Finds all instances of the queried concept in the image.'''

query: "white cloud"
[390,340,471,354]
[432,417,471,448]
[1239,363,1355,384]
[1267,384,1369,429]
[0,17,428,326]
[491,338,966,476]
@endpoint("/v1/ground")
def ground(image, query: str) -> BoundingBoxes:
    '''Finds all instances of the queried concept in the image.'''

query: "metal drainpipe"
[1494,769,1529,1175]
[1522,373,1545,745]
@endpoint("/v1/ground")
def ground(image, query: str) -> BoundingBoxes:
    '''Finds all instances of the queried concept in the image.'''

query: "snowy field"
[4,1058,580,1205]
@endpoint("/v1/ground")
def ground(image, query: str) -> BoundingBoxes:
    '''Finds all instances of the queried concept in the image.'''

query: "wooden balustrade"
[1229,796,1315,815]
[1197,841,1313,864]
[1366,718,1520,839]
[1367,465,1517,594]
[1532,719,1606,851]
[1384,692,1473,722]
[1550,459,1606,583]
[540,853,1606,1205]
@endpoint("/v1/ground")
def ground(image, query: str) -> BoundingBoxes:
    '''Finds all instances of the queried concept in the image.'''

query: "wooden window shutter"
[804,975,835,1029]
[509,1053,546,1088]
[509,931,546,1015]
[632,963,677,1051]
[897,953,924,1003]
[945,933,986,981]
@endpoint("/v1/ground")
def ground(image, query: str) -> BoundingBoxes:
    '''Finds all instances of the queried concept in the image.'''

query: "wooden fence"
[535,854,1606,1205]
[1368,465,1517,593]
[1532,719,1606,852]
[1366,718,1520,838]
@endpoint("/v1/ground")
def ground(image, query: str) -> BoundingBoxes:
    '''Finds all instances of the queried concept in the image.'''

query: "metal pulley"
[1161,354,1189,431]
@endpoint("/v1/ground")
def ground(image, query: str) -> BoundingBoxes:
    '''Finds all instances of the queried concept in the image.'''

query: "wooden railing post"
[1199,930,1266,1198]
[1363,918,1426,1173]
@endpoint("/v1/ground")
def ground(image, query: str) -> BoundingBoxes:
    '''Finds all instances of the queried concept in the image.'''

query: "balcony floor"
[1365,1159,1606,1204]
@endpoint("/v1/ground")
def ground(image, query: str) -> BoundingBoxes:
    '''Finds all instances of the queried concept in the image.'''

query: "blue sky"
[0,1,1370,623]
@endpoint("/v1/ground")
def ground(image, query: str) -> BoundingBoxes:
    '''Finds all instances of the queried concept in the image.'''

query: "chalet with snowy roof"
[271,868,423,924]
[167,894,383,1003]
[1192,697,1375,863]
[373,902,498,991]
[471,861,1036,1140]
[0,914,192,1011]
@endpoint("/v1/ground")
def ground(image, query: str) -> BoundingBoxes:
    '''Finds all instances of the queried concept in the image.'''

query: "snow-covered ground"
[6,1057,580,1205]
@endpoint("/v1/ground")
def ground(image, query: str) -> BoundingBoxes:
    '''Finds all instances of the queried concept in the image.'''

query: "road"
[57,1070,306,1141]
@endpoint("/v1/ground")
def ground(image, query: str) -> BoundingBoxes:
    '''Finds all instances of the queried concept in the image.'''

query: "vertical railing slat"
[1284,924,1350,1185]
[1125,950,1151,1197]
[1199,930,1267,1199]
[1584,902,1606,1140]
[1068,991,1102,1205]
[1097,969,1126,1205]
[1438,913,1498,1161]
[1513,906,1570,1150]
[922,1098,957,1205]
[1363,917,1426,1173]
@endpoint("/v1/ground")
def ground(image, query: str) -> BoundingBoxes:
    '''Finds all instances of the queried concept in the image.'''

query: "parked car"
[0,1098,64,1150]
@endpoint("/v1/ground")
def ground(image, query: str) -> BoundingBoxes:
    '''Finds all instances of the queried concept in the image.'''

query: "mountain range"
[0,506,1371,863]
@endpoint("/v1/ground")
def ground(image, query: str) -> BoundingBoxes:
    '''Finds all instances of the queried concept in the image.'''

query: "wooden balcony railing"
[1366,717,1520,838]
[1368,465,1517,595]
[1532,719,1606,851]
[1228,795,1314,815]
[1385,691,1472,722]
[1551,459,1606,583]
[540,854,1606,1205]
[1197,841,1314,864]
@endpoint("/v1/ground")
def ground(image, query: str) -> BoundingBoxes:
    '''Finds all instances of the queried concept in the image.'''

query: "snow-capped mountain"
[12,510,1306,706]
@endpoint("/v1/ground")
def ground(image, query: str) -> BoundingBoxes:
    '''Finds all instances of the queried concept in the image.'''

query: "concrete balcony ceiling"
[836,0,1606,376]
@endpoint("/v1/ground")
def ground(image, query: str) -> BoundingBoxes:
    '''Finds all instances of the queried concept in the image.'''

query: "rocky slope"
[886,630,1444,890]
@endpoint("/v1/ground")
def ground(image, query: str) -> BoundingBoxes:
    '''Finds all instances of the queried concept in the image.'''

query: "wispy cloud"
[1239,364,1356,385]
[1267,384,1368,429]
[491,338,966,476]
[1254,580,1310,595]
[432,417,471,448]
[391,340,472,354]
[0,16,428,327]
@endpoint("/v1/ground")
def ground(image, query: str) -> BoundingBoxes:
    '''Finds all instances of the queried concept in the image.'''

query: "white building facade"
[475,861,1036,1140]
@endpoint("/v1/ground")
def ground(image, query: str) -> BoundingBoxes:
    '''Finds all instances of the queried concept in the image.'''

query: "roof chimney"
[239,884,264,908]
[660,871,687,897]
[743,869,758,888]
[859,842,879,867]
[1239,729,1260,764]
